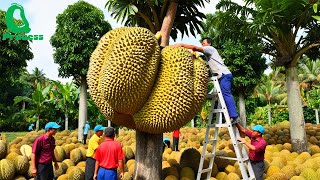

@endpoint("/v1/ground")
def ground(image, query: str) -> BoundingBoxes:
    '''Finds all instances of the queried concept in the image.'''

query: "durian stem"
[155,31,162,41]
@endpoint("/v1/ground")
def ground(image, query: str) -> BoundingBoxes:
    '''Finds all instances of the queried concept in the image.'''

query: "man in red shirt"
[94,127,125,180]
[172,129,180,151]
[31,122,60,180]
[236,123,267,180]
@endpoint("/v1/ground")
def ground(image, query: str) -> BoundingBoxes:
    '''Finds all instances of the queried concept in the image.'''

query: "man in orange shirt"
[93,127,125,180]
[172,129,180,151]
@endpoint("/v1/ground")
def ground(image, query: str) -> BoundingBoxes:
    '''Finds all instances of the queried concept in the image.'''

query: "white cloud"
[20,0,244,83]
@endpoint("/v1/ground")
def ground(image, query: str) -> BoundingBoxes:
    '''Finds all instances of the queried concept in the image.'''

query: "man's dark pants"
[172,137,179,151]
[251,160,264,180]
[85,157,96,180]
[35,163,54,180]
[163,140,171,152]
[83,134,88,144]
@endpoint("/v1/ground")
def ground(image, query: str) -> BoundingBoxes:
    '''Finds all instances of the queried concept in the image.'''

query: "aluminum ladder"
[196,76,256,180]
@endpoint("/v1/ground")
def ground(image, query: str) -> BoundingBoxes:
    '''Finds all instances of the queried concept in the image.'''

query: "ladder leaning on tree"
[196,75,256,180]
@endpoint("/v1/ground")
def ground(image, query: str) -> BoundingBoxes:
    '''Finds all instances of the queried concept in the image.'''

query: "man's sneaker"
[231,117,240,125]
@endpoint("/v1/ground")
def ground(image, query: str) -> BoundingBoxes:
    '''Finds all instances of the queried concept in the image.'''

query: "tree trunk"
[159,1,178,47]
[78,78,87,142]
[65,112,69,130]
[315,109,319,125]
[22,101,26,110]
[238,92,246,127]
[286,66,309,153]
[268,105,271,125]
[134,131,163,180]
[134,2,178,179]
[36,115,40,131]
[191,118,195,128]
[107,120,111,127]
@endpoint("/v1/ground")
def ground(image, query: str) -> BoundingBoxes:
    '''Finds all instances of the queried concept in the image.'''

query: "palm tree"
[14,82,53,131]
[52,81,79,130]
[298,58,320,90]
[217,0,320,153]
[254,76,287,105]
[105,0,209,46]
[30,67,46,88]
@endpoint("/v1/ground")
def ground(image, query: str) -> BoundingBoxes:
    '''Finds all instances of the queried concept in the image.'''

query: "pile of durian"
[87,27,209,134]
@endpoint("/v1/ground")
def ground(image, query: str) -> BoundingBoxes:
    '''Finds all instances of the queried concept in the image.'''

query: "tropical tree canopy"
[105,0,210,40]
[50,1,112,80]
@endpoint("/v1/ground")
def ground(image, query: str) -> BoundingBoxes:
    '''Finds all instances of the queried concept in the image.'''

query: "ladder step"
[203,153,215,158]
[201,168,212,174]
[211,109,226,113]
[204,139,217,144]
[215,123,231,128]
[216,156,249,162]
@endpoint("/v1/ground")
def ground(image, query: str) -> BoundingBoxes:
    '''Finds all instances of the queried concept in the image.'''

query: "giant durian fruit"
[87,27,208,134]
[134,47,208,133]
[87,27,160,128]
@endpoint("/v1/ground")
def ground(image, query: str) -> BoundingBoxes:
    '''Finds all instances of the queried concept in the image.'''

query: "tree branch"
[160,0,169,21]
[137,11,156,33]
[160,1,178,46]
[290,42,320,66]
[147,0,161,30]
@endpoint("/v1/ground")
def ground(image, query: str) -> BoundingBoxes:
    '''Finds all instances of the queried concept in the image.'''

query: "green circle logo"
[5,3,31,34]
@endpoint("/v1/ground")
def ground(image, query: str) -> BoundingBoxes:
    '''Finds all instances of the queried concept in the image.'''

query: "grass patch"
[1,132,28,143]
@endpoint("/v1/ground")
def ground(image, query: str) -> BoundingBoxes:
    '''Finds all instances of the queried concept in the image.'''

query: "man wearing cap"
[163,137,171,152]
[31,122,60,180]
[85,125,105,180]
[83,121,90,144]
[28,123,35,131]
[94,127,125,180]
[236,123,267,180]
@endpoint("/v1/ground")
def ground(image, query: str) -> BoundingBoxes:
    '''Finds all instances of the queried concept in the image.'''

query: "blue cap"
[45,122,60,130]
[252,125,264,134]
[94,125,105,132]
[31,124,34,126]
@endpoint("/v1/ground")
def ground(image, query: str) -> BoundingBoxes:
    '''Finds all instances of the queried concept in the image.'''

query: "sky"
[0,0,244,83]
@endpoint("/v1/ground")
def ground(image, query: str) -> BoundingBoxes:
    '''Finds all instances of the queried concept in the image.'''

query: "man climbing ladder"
[173,38,240,124]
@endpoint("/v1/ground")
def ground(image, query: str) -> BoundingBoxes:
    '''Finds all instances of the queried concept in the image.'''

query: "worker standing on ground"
[85,125,105,180]
[28,123,35,131]
[94,127,125,180]
[173,38,240,124]
[31,122,60,180]
[235,123,267,180]
[172,129,180,151]
[83,121,90,144]
[163,137,171,152]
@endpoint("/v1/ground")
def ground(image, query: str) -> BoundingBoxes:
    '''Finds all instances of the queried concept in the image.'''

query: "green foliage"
[105,0,209,40]
[217,0,320,67]
[307,88,320,109]
[50,1,112,80]
[201,12,267,96]
[0,10,33,80]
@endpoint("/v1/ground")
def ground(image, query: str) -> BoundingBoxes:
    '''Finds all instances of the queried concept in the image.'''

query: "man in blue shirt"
[83,121,90,144]
[163,137,171,152]
[28,124,35,131]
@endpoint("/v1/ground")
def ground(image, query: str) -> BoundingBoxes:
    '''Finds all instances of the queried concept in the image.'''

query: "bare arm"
[237,138,256,150]
[172,43,204,52]
[119,159,124,173]
[236,123,246,134]
[94,160,99,179]
[31,153,37,176]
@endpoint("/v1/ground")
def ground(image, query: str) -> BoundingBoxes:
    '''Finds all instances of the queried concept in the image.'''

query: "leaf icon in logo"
[5,3,31,34]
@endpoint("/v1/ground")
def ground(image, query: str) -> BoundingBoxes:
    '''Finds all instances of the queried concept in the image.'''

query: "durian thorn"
[155,31,162,41]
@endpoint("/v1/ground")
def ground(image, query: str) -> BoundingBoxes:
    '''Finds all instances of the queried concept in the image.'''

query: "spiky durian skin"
[134,47,208,134]
[87,27,160,128]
